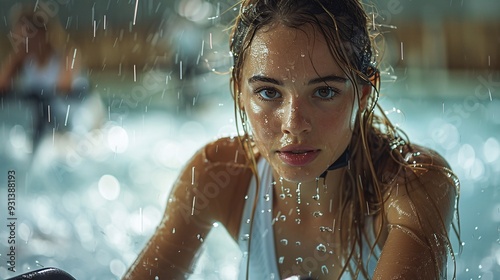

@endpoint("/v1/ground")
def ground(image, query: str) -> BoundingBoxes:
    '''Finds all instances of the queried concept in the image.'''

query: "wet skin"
[240,23,369,188]
[239,23,371,278]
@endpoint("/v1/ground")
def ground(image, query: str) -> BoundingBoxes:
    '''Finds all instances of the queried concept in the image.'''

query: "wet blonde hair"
[8,3,69,53]
[229,0,460,278]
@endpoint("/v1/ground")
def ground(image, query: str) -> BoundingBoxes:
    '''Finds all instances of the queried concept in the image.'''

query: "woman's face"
[240,23,369,183]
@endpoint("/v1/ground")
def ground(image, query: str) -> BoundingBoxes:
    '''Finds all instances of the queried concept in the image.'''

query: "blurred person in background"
[0,2,90,152]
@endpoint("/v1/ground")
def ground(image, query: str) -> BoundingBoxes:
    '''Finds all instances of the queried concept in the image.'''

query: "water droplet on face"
[312,194,320,200]
[280,239,288,245]
[313,211,323,218]
[279,193,286,199]
[279,256,285,264]
[319,226,333,232]
[279,215,287,221]
[295,241,301,246]
[321,265,329,275]
[295,218,301,224]
[295,257,303,264]
[316,243,327,252]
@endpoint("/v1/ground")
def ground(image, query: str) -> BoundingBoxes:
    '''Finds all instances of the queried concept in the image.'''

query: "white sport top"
[238,158,381,280]
[18,53,61,94]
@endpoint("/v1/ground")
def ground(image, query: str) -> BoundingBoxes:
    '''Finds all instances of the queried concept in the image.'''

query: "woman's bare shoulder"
[204,136,254,165]
[383,143,458,227]
[381,143,455,186]
[176,137,255,236]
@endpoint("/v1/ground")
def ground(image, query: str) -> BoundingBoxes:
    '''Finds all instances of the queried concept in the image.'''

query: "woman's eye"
[314,87,338,99]
[257,88,281,100]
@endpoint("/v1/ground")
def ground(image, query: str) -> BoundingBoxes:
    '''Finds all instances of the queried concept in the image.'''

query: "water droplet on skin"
[280,239,288,245]
[279,193,286,199]
[295,241,301,246]
[321,265,329,275]
[313,211,323,218]
[279,256,285,264]
[279,215,287,221]
[319,226,333,232]
[295,257,303,264]
[316,244,327,252]
[172,228,176,234]
[155,276,159,280]
[295,218,301,224]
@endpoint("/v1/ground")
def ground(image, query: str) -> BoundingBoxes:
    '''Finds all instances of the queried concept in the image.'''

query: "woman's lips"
[277,147,320,167]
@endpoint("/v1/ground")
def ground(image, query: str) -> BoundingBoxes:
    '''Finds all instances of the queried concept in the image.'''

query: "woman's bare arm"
[0,52,25,93]
[122,138,253,279]
[373,150,458,279]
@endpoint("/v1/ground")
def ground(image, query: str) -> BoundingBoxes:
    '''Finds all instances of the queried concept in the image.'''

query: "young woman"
[123,0,460,279]
[0,4,89,150]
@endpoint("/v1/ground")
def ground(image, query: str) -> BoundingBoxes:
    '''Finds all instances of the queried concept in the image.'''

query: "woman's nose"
[281,100,312,136]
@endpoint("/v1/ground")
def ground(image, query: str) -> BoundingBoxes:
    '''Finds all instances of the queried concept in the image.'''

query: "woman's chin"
[273,166,324,184]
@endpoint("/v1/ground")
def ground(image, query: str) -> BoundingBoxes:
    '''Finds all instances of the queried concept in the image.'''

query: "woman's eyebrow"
[248,75,283,86]
[307,75,347,85]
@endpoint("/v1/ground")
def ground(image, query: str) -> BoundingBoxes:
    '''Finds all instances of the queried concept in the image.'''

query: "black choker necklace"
[319,149,350,179]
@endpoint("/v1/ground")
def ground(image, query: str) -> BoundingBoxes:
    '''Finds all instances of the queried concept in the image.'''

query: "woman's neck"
[272,167,346,217]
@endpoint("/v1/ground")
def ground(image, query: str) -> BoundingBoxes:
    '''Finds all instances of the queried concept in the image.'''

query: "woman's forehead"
[244,23,341,78]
